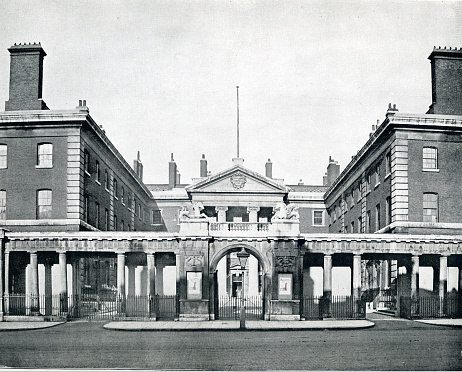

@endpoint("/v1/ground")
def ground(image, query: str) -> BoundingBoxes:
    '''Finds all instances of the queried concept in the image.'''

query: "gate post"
[117,252,126,315]
[147,253,156,319]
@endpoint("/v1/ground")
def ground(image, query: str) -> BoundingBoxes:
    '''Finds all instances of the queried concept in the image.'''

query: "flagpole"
[237,86,239,158]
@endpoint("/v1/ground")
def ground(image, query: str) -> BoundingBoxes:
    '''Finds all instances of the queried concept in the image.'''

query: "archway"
[209,243,270,320]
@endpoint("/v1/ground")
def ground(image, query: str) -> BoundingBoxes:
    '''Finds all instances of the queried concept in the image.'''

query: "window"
[37,143,53,168]
[105,209,109,231]
[134,199,137,216]
[0,190,6,219]
[386,196,391,225]
[374,164,380,187]
[423,147,438,170]
[0,144,7,168]
[128,192,132,209]
[366,174,371,194]
[385,152,391,176]
[37,189,52,219]
[375,204,381,231]
[113,215,118,231]
[104,170,109,190]
[121,220,125,231]
[356,185,361,203]
[95,202,100,229]
[96,161,101,183]
[121,186,125,204]
[350,190,355,209]
[351,221,354,233]
[313,211,323,226]
[113,178,118,198]
[138,203,141,219]
[84,149,90,174]
[358,216,362,233]
[423,193,438,222]
[84,196,89,222]
[366,211,371,233]
[152,210,162,224]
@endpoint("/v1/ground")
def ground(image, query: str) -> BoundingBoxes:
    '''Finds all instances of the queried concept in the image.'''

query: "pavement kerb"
[414,319,462,328]
[0,321,66,331]
[103,320,376,332]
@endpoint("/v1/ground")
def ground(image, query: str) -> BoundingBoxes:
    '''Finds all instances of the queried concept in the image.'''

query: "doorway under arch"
[209,244,270,320]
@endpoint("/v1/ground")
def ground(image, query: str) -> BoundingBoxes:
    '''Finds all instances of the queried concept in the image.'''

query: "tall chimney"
[326,156,340,187]
[133,151,143,181]
[176,170,181,185]
[169,153,177,189]
[200,154,208,177]
[265,158,272,178]
[5,43,49,111]
[427,47,462,115]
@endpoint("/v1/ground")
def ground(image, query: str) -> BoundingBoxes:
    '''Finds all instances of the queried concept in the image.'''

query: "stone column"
[44,261,52,316]
[458,266,462,318]
[59,252,68,313]
[439,255,448,317]
[0,233,4,321]
[117,253,126,314]
[352,255,362,299]
[411,255,419,299]
[29,252,39,314]
[117,253,126,297]
[247,206,260,231]
[323,254,332,317]
[215,206,228,223]
[128,265,136,297]
[411,255,420,317]
[382,260,390,289]
[156,263,164,296]
[147,253,156,318]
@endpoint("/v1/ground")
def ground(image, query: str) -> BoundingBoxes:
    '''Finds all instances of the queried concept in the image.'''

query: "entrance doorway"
[213,248,264,320]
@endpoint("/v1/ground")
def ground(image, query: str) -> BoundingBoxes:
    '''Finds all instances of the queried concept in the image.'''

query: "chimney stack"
[169,153,177,189]
[325,156,340,187]
[133,151,143,181]
[200,154,208,177]
[5,43,49,111]
[265,159,273,178]
[427,46,462,115]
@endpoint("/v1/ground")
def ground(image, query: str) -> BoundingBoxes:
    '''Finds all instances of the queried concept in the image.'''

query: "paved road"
[0,315,460,370]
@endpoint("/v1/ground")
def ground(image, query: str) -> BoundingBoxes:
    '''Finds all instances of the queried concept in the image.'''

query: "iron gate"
[217,295,263,320]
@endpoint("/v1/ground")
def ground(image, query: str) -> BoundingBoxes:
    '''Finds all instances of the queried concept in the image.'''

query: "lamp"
[236,247,250,329]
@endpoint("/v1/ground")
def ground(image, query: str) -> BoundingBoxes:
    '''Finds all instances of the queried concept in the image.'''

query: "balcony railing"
[209,222,270,232]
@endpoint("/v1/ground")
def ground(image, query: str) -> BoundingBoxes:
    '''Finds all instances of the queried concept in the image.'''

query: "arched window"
[37,143,53,168]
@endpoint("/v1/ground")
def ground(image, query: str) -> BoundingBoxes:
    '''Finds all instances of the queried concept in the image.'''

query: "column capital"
[215,206,228,212]
[247,206,260,213]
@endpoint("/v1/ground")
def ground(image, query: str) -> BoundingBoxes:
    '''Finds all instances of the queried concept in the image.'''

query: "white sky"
[1,0,461,185]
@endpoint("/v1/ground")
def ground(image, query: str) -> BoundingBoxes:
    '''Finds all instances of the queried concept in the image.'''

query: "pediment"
[186,165,289,194]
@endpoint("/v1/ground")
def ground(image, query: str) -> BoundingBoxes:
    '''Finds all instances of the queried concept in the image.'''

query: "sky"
[1,0,461,186]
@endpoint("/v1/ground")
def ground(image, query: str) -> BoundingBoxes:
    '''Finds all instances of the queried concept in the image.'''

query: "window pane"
[0,190,6,219]
[423,193,438,222]
[37,189,52,219]
[152,210,162,224]
[0,145,7,168]
[37,143,53,167]
[423,147,437,169]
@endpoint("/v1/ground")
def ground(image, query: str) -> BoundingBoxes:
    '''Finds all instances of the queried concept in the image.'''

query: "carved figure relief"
[276,255,296,271]
[271,203,300,221]
[179,202,208,220]
[186,255,204,267]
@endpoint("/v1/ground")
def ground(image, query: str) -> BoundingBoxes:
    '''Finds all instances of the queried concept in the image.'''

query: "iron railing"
[1,294,179,321]
[301,296,366,319]
[217,295,263,320]
[409,295,459,319]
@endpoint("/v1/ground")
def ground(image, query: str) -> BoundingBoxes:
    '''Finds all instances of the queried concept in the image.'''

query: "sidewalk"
[0,321,65,331]
[414,318,462,327]
[103,319,375,331]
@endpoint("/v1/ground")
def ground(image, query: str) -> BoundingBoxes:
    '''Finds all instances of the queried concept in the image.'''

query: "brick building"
[0,43,460,321]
